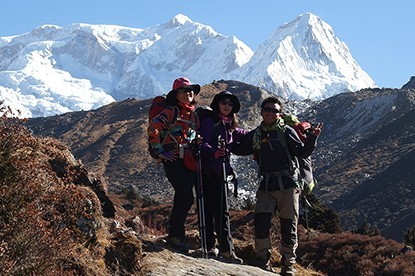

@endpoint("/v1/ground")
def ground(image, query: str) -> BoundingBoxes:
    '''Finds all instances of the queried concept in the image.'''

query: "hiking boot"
[260,262,275,273]
[166,236,189,254]
[280,264,297,276]
[208,247,219,258]
[251,255,275,273]
[220,251,243,264]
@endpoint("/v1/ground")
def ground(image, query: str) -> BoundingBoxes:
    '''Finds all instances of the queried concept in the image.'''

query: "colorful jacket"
[147,104,198,156]
[200,117,248,177]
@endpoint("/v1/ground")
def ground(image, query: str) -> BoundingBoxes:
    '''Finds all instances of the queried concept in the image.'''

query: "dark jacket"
[200,117,247,177]
[238,124,317,190]
[255,125,316,174]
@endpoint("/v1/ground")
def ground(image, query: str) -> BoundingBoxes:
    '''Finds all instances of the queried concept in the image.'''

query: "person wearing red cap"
[147,77,201,253]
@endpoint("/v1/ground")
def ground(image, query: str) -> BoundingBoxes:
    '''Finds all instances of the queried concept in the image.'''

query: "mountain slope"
[303,88,415,238]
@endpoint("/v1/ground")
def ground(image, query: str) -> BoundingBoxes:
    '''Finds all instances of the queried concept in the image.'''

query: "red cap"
[171,77,200,94]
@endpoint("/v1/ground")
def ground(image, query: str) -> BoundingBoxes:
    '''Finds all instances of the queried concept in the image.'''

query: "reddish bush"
[0,104,142,275]
[298,231,415,275]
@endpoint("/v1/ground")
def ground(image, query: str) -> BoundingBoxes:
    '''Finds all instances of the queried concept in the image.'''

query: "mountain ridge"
[1,13,375,117]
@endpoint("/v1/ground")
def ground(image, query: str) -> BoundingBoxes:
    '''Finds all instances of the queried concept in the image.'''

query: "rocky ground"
[137,231,324,276]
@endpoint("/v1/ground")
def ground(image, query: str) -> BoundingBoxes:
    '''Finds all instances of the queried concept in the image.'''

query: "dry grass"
[0,104,143,275]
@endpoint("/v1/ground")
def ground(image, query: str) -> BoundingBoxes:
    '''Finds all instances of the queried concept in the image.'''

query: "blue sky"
[1,0,413,88]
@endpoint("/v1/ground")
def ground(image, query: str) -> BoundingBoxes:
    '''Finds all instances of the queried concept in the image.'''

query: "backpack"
[195,106,214,123]
[149,95,169,122]
[281,114,315,195]
[195,106,224,146]
[148,95,179,159]
[281,114,311,142]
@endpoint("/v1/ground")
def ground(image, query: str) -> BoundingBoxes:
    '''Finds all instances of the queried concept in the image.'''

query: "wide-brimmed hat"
[210,91,240,113]
[167,77,201,99]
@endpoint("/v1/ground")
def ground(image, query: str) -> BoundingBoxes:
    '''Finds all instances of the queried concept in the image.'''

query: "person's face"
[261,102,281,125]
[176,88,194,104]
[218,98,234,116]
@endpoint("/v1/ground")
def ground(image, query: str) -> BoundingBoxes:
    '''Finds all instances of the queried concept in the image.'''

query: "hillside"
[0,108,142,274]
[303,88,415,239]
[3,90,415,274]
[26,80,415,241]
[25,80,267,199]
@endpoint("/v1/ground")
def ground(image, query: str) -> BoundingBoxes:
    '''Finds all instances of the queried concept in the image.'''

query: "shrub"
[404,226,415,249]
[298,231,415,275]
[299,194,342,234]
[352,219,380,236]
[0,103,133,275]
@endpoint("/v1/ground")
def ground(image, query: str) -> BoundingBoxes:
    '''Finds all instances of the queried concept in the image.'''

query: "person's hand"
[194,134,203,145]
[302,181,315,196]
[214,148,226,158]
[158,150,178,162]
[310,122,323,137]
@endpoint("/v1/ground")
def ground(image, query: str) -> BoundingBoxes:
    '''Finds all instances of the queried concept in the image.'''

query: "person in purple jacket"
[199,91,247,264]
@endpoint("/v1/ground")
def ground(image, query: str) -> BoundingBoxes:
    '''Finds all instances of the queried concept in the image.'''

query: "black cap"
[210,91,240,113]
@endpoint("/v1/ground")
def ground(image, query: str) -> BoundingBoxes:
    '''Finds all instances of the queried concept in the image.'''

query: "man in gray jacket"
[243,96,322,275]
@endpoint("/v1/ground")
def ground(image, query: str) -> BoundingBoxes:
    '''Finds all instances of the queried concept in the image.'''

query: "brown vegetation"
[0,104,143,275]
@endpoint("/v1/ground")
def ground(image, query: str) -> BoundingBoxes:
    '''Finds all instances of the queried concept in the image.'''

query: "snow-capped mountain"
[113,14,253,100]
[0,13,375,117]
[227,13,376,100]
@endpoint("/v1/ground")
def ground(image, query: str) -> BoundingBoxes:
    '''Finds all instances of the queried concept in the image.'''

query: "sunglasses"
[263,107,280,113]
[177,88,193,94]
[220,100,234,107]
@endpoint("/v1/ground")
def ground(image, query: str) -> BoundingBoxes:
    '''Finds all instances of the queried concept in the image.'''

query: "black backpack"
[195,106,214,123]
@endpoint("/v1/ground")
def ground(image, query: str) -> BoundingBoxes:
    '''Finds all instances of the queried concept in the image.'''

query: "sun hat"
[210,90,240,113]
[168,77,201,95]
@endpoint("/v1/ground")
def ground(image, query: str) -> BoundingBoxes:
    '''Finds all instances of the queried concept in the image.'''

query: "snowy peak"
[0,13,375,117]
[114,14,253,99]
[229,12,376,100]
[169,14,193,26]
[0,15,254,117]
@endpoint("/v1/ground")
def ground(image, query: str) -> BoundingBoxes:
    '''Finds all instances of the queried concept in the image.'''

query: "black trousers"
[163,160,196,238]
[203,172,233,252]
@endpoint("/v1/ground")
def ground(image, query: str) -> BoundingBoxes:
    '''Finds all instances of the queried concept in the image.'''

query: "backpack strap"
[161,106,179,145]
[177,111,197,129]
[255,126,301,190]
[278,127,300,178]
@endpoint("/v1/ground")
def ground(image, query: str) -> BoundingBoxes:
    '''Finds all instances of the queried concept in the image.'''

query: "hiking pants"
[203,173,234,252]
[163,160,196,238]
[254,187,300,265]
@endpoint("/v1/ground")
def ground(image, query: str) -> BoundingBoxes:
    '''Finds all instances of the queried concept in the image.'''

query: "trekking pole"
[231,174,238,198]
[195,142,208,258]
[302,196,312,240]
[218,137,236,255]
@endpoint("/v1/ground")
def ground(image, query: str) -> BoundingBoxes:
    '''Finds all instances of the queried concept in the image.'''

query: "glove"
[214,148,226,159]
[193,134,203,145]
[158,151,178,162]
[302,180,315,195]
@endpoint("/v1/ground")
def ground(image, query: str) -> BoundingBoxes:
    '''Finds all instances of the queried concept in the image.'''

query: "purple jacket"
[200,117,248,177]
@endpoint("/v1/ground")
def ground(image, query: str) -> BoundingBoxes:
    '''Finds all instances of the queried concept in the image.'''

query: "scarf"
[178,102,195,113]
[177,102,197,141]
[218,113,232,124]
[253,118,285,150]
